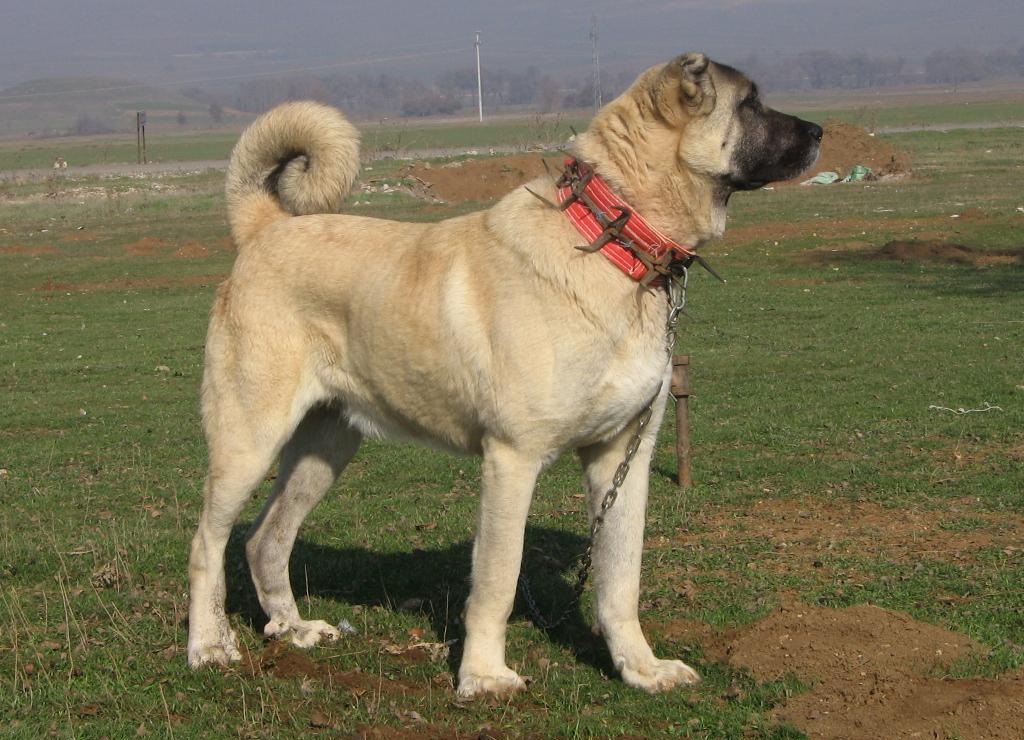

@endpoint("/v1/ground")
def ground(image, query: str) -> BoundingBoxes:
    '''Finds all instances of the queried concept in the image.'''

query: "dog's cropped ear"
[669,52,716,115]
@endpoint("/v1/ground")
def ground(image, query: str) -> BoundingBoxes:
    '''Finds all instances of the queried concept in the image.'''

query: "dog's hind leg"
[578,385,701,693]
[246,404,361,649]
[457,439,541,698]
[187,414,289,668]
[187,319,324,668]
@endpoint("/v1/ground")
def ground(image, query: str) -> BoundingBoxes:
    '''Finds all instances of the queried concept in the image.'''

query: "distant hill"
[0,77,245,138]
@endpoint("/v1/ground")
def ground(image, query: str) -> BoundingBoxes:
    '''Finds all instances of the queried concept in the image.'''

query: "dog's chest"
[571,336,668,446]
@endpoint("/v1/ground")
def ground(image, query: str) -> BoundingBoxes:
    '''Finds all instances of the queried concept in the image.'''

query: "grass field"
[1,113,1022,737]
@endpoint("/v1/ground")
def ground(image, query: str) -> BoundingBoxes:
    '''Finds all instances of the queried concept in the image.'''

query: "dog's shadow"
[224,523,612,677]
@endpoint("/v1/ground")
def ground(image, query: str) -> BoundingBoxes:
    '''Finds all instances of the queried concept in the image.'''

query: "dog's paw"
[187,630,242,668]
[456,668,528,699]
[264,618,341,649]
[621,658,700,693]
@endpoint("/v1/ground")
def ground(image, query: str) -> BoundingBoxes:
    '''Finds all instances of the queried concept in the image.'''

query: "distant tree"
[983,49,1019,79]
[400,91,462,117]
[176,111,187,125]
[437,68,478,96]
[563,80,594,110]
[209,101,224,123]
[535,76,562,113]
[69,114,114,136]
[925,49,986,89]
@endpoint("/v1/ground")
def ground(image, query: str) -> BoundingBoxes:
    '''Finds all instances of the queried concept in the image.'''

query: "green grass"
[1,123,1022,737]
[795,99,1024,130]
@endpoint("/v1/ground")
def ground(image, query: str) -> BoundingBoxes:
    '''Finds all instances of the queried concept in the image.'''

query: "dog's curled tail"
[225,101,360,245]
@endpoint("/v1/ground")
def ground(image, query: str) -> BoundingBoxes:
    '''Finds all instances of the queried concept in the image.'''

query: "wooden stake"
[670,354,692,487]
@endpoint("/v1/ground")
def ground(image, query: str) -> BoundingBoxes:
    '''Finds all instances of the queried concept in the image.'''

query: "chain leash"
[517,269,688,630]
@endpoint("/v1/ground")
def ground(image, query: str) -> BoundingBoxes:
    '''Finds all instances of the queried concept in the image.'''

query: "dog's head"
[669,53,822,190]
[576,52,821,240]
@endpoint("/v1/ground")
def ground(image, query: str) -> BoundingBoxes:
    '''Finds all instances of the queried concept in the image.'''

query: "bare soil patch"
[876,240,1024,266]
[173,241,212,258]
[34,274,225,293]
[676,495,1022,573]
[399,154,564,204]
[792,120,912,182]
[239,643,470,738]
[660,493,1024,737]
[727,597,1022,740]
[123,236,169,256]
[662,597,1023,739]
[0,244,58,255]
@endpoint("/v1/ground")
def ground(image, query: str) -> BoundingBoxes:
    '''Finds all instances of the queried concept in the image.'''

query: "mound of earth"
[399,154,563,204]
[686,595,1024,740]
[793,119,912,182]
[876,240,1023,266]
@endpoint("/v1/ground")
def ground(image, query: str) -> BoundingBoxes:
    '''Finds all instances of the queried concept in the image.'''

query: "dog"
[186,52,821,697]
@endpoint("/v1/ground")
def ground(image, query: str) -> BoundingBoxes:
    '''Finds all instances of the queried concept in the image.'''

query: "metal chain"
[518,271,688,630]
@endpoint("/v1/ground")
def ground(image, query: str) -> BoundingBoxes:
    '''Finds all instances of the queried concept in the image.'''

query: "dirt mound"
[123,236,168,256]
[724,596,984,682]
[0,244,58,255]
[662,597,1024,739]
[173,241,211,258]
[877,240,1023,266]
[399,154,563,204]
[797,120,911,181]
[714,596,1024,739]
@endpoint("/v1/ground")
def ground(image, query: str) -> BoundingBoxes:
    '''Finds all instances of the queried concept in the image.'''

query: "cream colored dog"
[186,52,821,697]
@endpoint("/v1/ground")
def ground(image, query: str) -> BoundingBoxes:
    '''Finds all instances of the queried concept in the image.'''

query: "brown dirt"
[399,154,564,204]
[662,599,1024,740]
[172,241,211,258]
[0,244,58,255]
[793,119,912,182]
[719,596,1023,740]
[676,495,1024,572]
[123,236,169,256]
[34,274,225,293]
[244,642,478,739]
[803,238,1024,267]
[658,491,1024,739]
[876,240,1024,266]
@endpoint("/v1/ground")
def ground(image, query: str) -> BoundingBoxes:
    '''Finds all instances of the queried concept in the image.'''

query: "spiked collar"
[554,159,701,288]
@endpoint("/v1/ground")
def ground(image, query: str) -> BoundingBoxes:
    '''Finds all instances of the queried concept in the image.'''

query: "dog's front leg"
[579,386,701,693]
[457,440,540,698]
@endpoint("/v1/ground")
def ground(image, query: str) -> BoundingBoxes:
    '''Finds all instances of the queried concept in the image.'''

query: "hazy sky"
[1,0,1021,88]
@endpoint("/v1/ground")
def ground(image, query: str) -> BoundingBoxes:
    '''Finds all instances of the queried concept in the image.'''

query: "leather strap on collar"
[555,159,697,287]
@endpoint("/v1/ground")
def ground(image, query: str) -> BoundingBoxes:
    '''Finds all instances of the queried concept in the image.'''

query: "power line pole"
[475,31,484,123]
[590,15,602,113]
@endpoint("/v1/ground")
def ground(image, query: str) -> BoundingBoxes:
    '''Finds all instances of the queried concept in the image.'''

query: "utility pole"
[590,15,602,113]
[475,31,484,123]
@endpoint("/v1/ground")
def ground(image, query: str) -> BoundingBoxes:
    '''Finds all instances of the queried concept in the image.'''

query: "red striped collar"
[555,159,697,286]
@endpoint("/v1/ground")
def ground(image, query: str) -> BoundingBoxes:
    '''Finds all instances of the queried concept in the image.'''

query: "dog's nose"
[805,122,824,142]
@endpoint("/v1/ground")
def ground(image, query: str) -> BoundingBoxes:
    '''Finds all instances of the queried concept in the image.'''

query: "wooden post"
[136,111,147,164]
[670,354,692,488]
